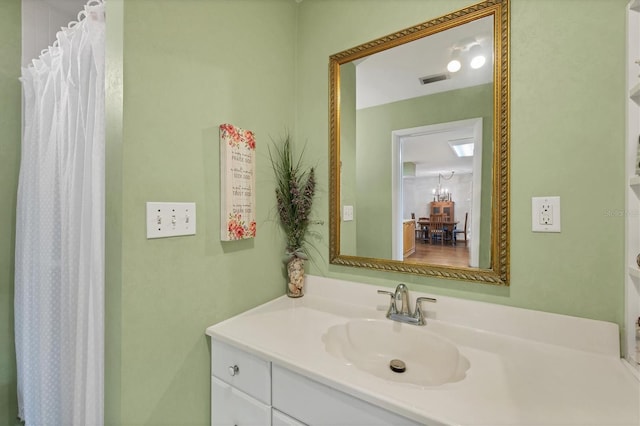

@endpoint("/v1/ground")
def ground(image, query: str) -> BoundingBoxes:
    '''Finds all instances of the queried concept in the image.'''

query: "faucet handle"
[414,297,437,325]
[377,290,397,316]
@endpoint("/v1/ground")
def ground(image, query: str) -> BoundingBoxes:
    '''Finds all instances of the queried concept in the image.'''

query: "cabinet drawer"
[272,409,306,426]
[212,376,271,426]
[272,365,422,426]
[211,338,271,404]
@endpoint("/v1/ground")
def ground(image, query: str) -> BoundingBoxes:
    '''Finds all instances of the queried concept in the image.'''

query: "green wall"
[296,0,627,327]
[2,0,630,423]
[0,1,21,424]
[105,0,297,424]
[352,84,493,264]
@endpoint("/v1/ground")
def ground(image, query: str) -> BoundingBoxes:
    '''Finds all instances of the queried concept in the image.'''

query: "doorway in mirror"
[393,118,483,268]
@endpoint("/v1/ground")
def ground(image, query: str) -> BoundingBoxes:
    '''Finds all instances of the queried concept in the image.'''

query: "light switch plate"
[532,196,561,233]
[146,202,196,238]
[343,205,354,221]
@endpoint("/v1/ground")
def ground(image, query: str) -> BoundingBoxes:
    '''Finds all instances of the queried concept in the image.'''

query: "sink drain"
[389,359,406,373]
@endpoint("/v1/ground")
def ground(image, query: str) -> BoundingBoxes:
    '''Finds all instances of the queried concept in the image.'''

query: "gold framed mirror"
[329,0,510,285]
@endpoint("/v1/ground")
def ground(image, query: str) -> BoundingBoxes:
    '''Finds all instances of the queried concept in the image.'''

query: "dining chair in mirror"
[454,212,469,246]
[429,215,446,245]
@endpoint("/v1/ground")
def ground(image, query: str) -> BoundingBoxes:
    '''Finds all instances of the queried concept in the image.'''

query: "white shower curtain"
[15,1,105,425]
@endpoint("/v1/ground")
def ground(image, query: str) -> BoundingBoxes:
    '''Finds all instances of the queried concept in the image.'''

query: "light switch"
[146,202,196,238]
[343,205,354,221]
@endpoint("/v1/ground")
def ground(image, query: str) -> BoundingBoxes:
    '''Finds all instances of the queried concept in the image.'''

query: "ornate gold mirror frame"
[329,0,510,285]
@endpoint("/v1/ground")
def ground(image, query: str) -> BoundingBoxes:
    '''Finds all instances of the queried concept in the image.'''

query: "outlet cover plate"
[532,196,561,233]
[146,202,196,239]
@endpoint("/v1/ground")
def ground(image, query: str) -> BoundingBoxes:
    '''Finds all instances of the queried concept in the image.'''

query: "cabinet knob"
[228,365,239,376]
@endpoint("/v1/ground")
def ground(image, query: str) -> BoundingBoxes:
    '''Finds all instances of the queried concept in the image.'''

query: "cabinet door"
[403,222,415,257]
[212,376,271,426]
[272,409,306,426]
[272,365,421,426]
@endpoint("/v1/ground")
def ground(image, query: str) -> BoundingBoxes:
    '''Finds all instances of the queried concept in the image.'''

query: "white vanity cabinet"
[210,338,421,426]
[208,278,639,426]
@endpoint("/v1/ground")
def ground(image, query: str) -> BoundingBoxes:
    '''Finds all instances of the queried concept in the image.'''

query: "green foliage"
[269,134,316,256]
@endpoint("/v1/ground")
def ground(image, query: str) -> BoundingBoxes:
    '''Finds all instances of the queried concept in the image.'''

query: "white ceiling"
[401,124,475,177]
[356,15,494,110]
[354,15,493,176]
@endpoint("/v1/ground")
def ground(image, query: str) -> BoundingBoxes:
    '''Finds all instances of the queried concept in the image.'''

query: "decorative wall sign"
[220,123,256,241]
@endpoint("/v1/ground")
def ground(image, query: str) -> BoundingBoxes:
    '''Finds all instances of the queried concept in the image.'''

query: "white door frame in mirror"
[391,118,483,266]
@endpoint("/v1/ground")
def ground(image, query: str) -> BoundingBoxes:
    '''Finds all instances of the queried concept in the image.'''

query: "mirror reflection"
[397,117,488,269]
[329,0,510,285]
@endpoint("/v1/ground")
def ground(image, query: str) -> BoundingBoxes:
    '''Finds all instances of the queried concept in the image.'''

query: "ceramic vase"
[286,256,305,298]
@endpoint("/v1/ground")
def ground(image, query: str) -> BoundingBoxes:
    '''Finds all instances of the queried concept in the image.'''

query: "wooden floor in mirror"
[405,239,470,268]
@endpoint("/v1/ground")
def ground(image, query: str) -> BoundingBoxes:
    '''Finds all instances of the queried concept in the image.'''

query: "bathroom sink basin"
[322,319,469,386]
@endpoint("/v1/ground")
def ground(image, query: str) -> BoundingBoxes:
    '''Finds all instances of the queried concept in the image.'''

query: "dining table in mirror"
[329,0,510,285]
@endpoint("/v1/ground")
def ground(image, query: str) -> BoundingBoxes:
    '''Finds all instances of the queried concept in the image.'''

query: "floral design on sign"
[227,213,256,240]
[220,123,256,150]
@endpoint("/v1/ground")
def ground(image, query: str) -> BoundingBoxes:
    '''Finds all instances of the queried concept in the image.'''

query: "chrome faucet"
[377,283,436,326]
[395,283,411,315]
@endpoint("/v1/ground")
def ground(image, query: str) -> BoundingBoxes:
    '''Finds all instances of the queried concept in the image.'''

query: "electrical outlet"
[532,196,560,232]
[540,203,553,225]
[146,202,196,238]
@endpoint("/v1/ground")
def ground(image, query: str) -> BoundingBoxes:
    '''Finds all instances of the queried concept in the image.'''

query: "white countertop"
[206,276,640,426]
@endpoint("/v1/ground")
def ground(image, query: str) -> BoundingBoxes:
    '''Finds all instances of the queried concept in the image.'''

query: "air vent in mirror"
[419,73,449,85]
